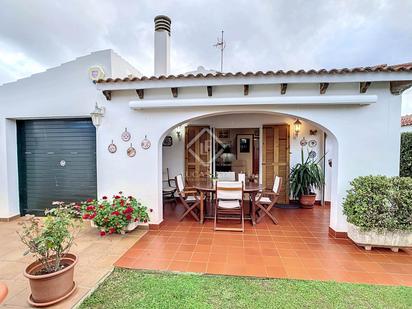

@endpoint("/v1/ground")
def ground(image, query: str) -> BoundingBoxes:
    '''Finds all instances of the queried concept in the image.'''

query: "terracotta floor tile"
[174,251,193,261]
[207,263,227,274]
[114,203,412,286]
[186,262,207,273]
[266,266,288,278]
[191,252,210,262]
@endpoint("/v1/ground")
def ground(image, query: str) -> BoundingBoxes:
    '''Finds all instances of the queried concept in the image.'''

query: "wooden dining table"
[190,180,262,225]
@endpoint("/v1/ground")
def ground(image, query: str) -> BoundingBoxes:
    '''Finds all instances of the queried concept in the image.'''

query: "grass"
[79,269,412,309]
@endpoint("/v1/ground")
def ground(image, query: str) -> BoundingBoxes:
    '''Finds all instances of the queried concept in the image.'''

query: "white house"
[1,15,412,237]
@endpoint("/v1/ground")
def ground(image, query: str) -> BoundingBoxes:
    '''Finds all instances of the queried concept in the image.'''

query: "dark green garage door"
[17,119,97,215]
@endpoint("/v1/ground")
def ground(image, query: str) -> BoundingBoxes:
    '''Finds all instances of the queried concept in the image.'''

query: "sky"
[1,0,412,114]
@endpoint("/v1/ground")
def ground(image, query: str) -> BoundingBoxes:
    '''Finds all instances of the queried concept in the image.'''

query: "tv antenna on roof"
[213,30,226,72]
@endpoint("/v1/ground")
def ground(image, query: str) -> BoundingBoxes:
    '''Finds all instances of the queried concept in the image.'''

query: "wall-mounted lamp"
[175,126,182,141]
[90,103,105,127]
[293,119,302,137]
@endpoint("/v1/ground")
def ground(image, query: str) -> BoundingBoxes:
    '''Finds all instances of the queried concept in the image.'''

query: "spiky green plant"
[290,148,324,199]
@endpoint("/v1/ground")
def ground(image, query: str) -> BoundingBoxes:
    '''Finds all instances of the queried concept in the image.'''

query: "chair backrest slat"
[273,176,282,194]
[217,171,236,181]
[176,174,185,192]
[217,181,243,200]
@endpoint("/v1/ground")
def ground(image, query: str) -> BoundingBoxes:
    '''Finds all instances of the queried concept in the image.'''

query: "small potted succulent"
[81,192,150,236]
[18,203,81,307]
[343,175,412,251]
[290,149,324,208]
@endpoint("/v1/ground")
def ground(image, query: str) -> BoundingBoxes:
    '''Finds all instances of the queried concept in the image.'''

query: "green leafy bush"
[400,132,412,177]
[18,204,81,274]
[343,176,412,232]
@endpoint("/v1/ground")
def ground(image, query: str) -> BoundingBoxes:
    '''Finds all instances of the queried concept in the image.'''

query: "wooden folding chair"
[214,181,244,232]
[255,176,282,224]
[175,174,201,222]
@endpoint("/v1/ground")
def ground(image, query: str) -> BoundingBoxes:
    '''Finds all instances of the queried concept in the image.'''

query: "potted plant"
[343,175,412,252]
[81,192,150,236]
[290,149,324,208]
[18,203,81,307]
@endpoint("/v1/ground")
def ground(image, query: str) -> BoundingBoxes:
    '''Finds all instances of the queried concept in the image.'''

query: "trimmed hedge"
[400,132,412,177]
[343,176,412,232]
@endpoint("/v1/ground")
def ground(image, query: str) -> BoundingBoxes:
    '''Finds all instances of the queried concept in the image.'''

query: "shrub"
[400,132,412,177]
[18,204,81,274]
[290,148,324,199]
[343,176,412,232]
[80,192,150,235]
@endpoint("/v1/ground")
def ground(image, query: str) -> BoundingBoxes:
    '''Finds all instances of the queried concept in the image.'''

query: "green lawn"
[80,269,412,309]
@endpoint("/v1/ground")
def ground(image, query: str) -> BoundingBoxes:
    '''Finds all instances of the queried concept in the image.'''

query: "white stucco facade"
[0,47,410,234]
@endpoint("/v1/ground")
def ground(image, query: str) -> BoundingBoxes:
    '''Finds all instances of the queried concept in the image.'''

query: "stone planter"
[347,223,412,252]
[91,220,139,233]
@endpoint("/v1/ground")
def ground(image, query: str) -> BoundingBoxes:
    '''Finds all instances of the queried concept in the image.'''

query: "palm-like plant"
[290,148,324,199]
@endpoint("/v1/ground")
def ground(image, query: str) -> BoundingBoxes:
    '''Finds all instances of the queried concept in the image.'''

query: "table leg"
[200,191,204,224]
[251,192,256,226]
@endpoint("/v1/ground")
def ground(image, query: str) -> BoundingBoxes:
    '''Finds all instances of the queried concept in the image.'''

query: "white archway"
[157,109,339,233]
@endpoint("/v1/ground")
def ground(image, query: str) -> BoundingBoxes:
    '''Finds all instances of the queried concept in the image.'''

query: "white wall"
[93,81,402,234]
[162,113,327,200]
[0,49,140,218]
[401,125,412,133]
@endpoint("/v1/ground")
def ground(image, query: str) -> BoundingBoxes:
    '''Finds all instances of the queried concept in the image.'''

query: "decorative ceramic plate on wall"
[127,144,136,157]
[108,140,117,153]
[308,150,317,159]
[141,136,151,150]
[121,128,131,142]
[300,137,307,146]
[308,139,317,148]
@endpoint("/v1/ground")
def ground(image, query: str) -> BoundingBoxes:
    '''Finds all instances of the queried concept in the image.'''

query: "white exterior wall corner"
[95,81,403,231]
[0,50,141,218]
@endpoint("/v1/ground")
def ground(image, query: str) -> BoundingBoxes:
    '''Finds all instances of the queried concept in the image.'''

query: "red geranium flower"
[126,214,132,220]
[111,211,120,216]
[82,214,89,220]
[120,200,125,206]
[100,231,106,236]
[86,198,93,203]
[86,205,95,211]
[114,195,121,199]
[109,227,116,234]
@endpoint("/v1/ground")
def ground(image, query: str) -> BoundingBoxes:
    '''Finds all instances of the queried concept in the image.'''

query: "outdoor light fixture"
[175,126,182,141]
[293,119,302,137]
[90,103,105,127]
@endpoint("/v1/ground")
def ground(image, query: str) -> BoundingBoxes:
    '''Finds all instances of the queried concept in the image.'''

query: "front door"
[185,125,211,183]
[262,124,290,204]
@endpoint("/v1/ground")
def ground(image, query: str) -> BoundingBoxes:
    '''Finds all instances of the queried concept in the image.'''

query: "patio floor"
[115,203,412,286]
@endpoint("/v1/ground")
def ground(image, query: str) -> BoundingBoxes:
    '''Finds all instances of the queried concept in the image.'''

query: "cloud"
[1,0,412,113]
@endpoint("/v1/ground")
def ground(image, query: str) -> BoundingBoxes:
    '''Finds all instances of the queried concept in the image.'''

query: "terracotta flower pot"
[24,253,78,307]
[299,194,316,208]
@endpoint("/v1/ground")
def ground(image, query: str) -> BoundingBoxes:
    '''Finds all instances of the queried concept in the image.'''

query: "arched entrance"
[158,110,339,234]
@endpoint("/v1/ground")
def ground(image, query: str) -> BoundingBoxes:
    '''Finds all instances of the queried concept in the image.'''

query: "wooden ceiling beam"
[102,90,111,101]
[359,82,371,93]
[207,86,213,97]
[320,83,329,94]
[171,87,178,98]
[390,81,412,95]
[244,85,249,96]
[280,83,287,95]
[136,89,144,99]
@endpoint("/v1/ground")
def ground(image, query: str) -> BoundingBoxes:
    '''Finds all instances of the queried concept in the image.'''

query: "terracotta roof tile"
[401,115,412,127]
[97,62,412,84]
